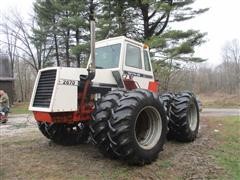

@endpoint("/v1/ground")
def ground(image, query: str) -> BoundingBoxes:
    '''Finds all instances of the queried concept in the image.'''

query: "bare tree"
[0,11,53,73]
[0,23,19,77]
[14,58,35,102]
[221,39,240,94]
[0,10,53,101]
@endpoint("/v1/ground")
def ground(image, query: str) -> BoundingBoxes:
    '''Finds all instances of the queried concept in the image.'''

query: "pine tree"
[97,0,136,39]
[33,0,90,67]
[34,0,61,66]
[111,0,208,91]
[97,0,208,61]
[33,0,208,72]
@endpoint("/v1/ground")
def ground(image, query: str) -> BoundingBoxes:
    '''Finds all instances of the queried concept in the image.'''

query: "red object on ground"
[0,113,8,123]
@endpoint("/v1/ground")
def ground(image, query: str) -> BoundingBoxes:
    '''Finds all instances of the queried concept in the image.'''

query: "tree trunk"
[17,60,24,102]
[54,34,60,66]
[140,4,150,40]
[117,1,127,36]
[66,28,70,67]
[76,29,81,67]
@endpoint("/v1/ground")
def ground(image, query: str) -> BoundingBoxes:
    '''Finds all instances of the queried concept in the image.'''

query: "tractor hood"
[29,67,119,112]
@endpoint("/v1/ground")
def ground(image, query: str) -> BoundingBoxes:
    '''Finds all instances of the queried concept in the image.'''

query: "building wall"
[0,53,12,77]
[0,53,14,105]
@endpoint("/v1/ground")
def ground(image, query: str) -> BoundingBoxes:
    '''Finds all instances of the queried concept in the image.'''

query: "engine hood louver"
[33,70,56,108]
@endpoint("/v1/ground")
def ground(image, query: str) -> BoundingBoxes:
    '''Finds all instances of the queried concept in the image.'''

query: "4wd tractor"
[29,21,200,165]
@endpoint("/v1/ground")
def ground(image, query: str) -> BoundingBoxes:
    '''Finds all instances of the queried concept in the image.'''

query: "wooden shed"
[0,53,14,105]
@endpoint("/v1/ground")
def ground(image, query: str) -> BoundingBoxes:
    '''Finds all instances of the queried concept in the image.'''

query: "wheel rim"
[188,102,198,131]
[134,106,162,150]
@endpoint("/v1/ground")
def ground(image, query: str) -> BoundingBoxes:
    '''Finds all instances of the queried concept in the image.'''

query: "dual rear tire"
[90,89,167,165]
[167,92,200,142]
[90,90,199,165]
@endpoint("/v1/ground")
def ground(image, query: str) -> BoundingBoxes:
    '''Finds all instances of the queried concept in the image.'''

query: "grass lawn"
[211,116,240,179]
[10,102,30,114]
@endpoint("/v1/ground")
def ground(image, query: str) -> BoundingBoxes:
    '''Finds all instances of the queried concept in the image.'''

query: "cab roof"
[96,36,145,48]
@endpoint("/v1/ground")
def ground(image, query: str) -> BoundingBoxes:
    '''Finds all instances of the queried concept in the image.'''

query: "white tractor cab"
[29,36,157,113]
[29,34,200,166]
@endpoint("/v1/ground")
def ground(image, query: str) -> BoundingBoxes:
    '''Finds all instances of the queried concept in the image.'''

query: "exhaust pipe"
[87,21,96,80]
[87,2,96,80]
[90,20,96,71]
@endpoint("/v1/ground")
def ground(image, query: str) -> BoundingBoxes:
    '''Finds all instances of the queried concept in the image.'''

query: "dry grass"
[10,102,30,114]
[199,92,240,108]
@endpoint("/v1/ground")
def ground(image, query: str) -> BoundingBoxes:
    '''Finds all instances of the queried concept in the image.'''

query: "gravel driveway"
[201,108,240,117]
[1,108,239,136]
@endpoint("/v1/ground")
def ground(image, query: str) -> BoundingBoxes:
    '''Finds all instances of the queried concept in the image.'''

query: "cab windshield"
[95,43,121,69]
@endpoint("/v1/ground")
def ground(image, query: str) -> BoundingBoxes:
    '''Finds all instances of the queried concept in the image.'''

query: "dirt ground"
[0,113,230,180]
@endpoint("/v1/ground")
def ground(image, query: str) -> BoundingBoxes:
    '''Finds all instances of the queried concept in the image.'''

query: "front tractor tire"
[38,122,89,145]
[169,92,200,142]
[108,89,167,165]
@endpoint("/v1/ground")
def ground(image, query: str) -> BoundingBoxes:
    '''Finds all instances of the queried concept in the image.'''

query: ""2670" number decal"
[60,79,77,86]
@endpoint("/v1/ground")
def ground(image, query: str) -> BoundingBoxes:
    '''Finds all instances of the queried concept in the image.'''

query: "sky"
[0,0,239,66]
[175,0,240,66]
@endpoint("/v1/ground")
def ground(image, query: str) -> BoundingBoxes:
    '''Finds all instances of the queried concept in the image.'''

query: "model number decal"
[59,79,78,86]
[63,80,75,85]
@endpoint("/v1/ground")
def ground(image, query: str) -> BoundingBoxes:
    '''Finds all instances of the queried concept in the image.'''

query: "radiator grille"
[33,70,56,108]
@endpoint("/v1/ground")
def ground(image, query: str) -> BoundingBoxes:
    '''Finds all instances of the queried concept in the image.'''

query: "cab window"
[144,50,151,71]
[125,44,142,69]
[95,43,121,69]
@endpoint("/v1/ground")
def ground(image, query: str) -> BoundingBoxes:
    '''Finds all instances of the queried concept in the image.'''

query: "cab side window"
[144,50,151,71]
[125,44,142,69]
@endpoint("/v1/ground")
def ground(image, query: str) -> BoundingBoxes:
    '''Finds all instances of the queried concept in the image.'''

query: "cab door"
[122,42,154,89]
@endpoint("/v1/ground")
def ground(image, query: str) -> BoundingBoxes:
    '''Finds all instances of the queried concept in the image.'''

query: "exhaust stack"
[87,1,96,80]
[90,20,96,71]
[87,21,96,80]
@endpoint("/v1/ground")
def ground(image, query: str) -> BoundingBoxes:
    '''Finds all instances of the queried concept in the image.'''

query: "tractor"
[29,21,200,165]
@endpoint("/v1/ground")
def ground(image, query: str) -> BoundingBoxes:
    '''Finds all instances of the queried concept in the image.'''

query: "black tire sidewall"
[185,96,200,138]
[128,94,167,160]
[169,92,200,142]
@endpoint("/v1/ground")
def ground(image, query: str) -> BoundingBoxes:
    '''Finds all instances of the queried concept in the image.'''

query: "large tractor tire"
[108,89,167,165]
[89,90,126,159]
[169,92,200,142]
[38,122,89,145]
[159,93,174,122]
[159,93,175,140]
